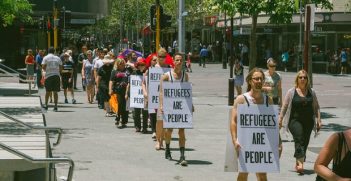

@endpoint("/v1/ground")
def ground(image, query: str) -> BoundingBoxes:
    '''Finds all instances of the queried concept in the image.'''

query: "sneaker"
[178,156,187,166]
[141,129,148,134]
[72,99,76,104]
[64,98,68,103]
[151,132,156,140]
[53,106,58,112]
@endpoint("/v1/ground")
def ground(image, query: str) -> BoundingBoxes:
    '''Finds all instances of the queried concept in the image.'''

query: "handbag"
[315,132,344,181]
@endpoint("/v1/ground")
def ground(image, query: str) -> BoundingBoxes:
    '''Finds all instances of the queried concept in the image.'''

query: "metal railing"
[0,63,36,95]
[0,142,74,181]
[0,111,62,146]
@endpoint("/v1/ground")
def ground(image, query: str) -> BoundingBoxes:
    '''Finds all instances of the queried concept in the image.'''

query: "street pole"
[155,0,161,52]
[228,14,234,106]
[47,15,51,49]
[223,10,227,69]
[178,0,185,70]
[53,0,58,50]
[62,6,66,49]
[304,4,313,86]
[298,0,302,72]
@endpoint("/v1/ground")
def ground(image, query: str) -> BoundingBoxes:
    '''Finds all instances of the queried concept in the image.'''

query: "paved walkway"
[39,64,351,181]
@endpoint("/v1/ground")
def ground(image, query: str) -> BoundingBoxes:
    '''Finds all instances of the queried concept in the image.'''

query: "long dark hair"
[246,68,265,92]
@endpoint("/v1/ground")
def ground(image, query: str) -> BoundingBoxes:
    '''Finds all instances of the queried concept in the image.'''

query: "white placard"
[162,82,193,129]
[147,67,171,109]
[237,104,280,173]
[129,75,144,108]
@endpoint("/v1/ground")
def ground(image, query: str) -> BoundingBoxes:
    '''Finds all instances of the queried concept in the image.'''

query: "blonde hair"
[157,48,167,56]
[113,58,125,70]
[294,69,310,88]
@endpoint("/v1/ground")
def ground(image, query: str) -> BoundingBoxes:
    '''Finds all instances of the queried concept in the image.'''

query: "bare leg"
[155,120,164,149]
[53,92,58,107]
[237,173,248,181]
[256,173,267,181]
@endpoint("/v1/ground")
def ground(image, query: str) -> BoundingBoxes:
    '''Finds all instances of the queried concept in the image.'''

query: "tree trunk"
[249,14,258,71]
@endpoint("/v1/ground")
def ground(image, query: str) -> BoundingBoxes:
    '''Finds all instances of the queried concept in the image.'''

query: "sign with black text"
[148,67,171,110]
[129,75,144,108]
[162,82,193,128]
[237,104,279,173]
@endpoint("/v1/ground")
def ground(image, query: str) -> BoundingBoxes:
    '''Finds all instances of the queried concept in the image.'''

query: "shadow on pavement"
[184,160,213,165]
[320,123,350,132]
[320,111,338,119]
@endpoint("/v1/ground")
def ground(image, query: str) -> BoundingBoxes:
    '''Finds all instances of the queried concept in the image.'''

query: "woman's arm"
[278,79,282,107]
[314,133,344,181]
[81,60,86,79]
[279,88,292,128]
[108,80,113,95]
[142,70,148,99]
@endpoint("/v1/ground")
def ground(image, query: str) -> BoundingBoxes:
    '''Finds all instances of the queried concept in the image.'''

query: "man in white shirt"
[93,48,106,109]
[42,47,62,111]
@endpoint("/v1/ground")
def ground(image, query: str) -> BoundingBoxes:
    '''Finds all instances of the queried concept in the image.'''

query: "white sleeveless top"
[167,70,185,82]
[243,92,269,107]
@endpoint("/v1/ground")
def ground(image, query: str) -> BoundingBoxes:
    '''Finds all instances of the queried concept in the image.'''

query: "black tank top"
[334,132,351,178]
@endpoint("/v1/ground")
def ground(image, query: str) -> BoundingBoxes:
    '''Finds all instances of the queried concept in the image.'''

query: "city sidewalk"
[39,64,351,181]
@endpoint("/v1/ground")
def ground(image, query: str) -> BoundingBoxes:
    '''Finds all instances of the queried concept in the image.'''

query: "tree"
[214,0,332,70]
[0,0,33,27]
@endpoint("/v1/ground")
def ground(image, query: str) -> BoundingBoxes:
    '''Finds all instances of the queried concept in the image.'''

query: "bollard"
[228,78,235,106]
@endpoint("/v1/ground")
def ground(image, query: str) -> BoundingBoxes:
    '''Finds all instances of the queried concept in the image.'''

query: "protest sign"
[162,82,193,128]
[237,104,280,173]
[148,67,171,109]
[129,75,144,108]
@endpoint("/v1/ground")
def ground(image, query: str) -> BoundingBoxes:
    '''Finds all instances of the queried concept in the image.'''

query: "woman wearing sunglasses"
[263,58,282,107]
[279,70,322,174]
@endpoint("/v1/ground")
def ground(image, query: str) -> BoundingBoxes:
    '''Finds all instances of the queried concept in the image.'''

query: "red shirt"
[25,55,34,64]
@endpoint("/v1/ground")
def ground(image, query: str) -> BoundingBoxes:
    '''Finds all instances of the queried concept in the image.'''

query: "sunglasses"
[269,65,276,68]
[299,76,308,80]
[152,59,157,61]
[252,77,263,81]
[158,55,166,58]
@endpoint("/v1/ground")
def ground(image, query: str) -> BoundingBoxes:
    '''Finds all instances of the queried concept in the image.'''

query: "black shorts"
[62,77,73,89]
[341,61,348,67]
[45,75,60,92]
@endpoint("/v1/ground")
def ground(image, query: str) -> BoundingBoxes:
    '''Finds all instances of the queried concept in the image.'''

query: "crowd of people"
[35,45,193,166]
[27,44,350,179]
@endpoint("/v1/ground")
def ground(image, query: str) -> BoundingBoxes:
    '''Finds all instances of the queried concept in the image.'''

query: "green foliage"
[0,0,33,27]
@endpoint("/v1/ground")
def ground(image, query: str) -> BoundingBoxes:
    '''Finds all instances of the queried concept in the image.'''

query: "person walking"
[94,48,106,109]
[231,68,273,181]
[314,129,351,180]
[35,49,45,88]
[234,59,244,96]
[41,47,62,111]
[281,49,289,72]
[340,48,348,75]
[61,52,76,104]
[25,49,35,86]
[125,59,148,133]
[109,57,130,128]
[199,45,209,68]
[142,55,158,139]
[97,55,114,117]
[279,69,322,174]
[262,58,282,107]
[161,53,193,166]
[82,50,95,103]
[78,45,88,90]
